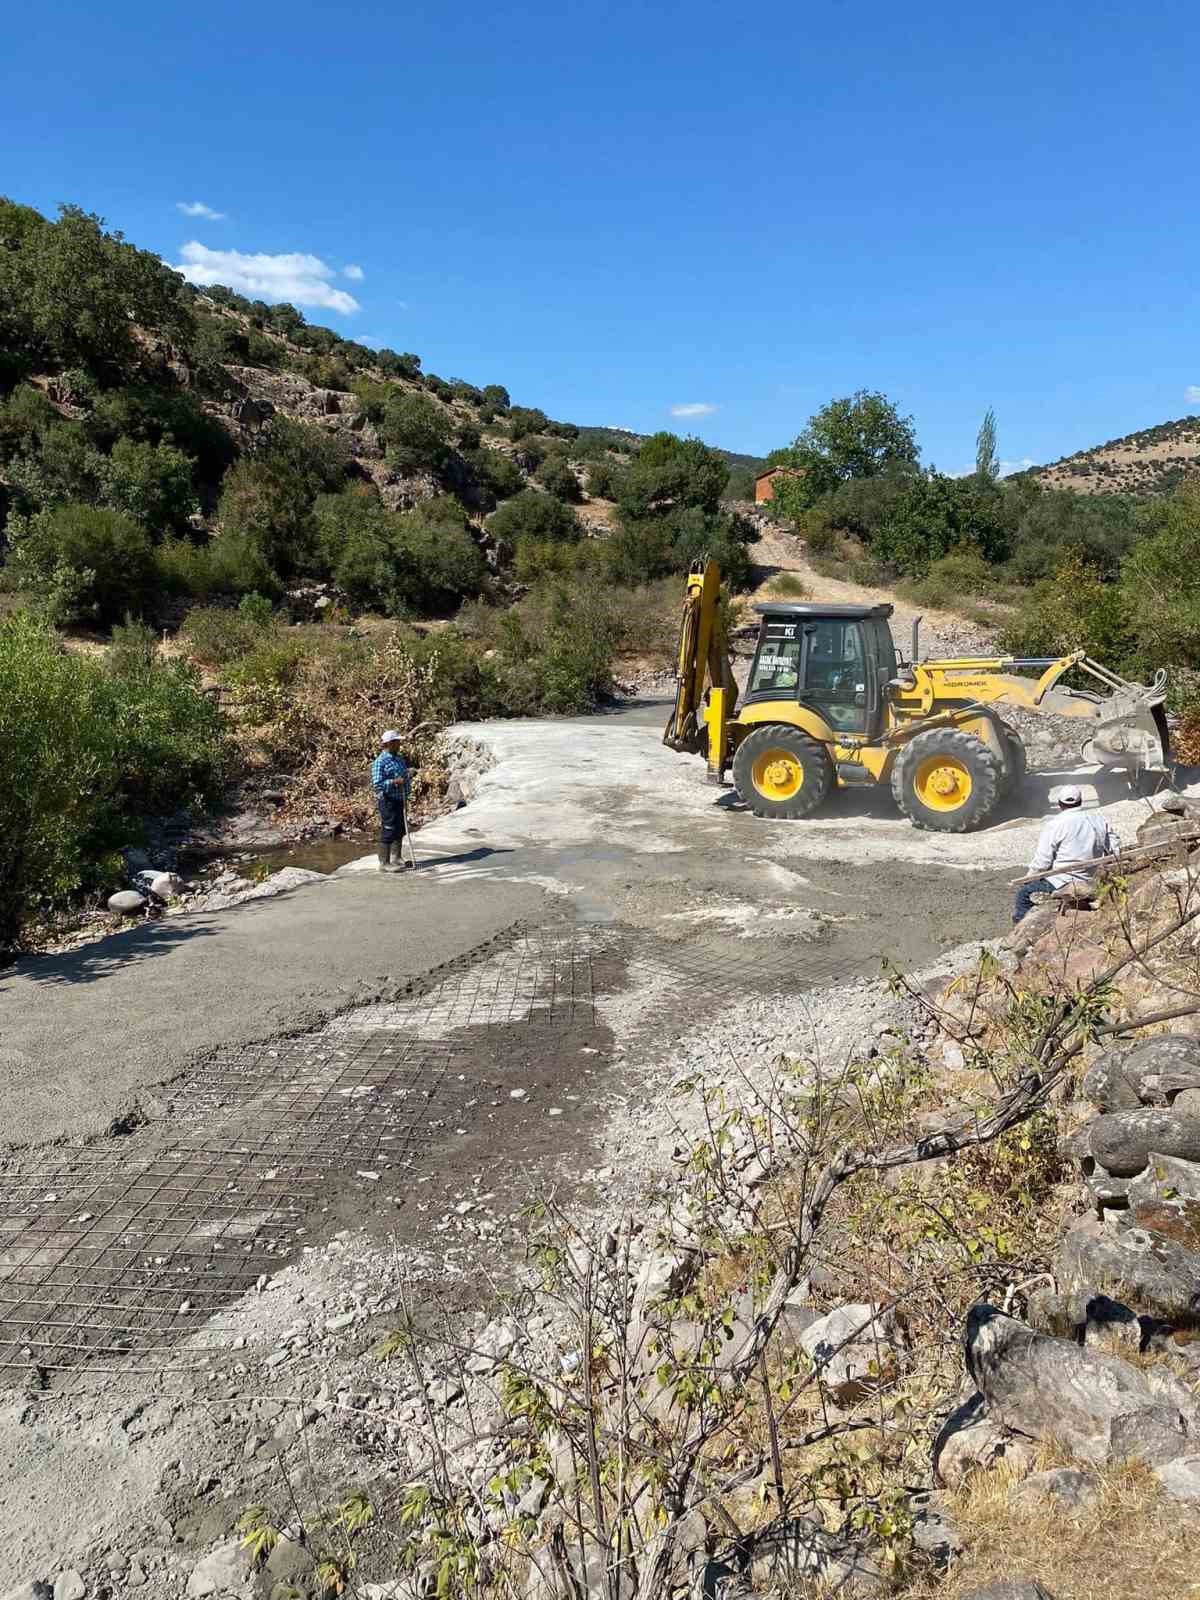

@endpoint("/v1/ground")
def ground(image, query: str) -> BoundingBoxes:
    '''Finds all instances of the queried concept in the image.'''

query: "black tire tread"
[891,727,1003,834]
[733,724,834,820]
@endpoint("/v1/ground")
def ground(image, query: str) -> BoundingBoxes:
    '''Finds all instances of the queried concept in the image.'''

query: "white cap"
[379,729,403,747]
[1057,783,1083,807]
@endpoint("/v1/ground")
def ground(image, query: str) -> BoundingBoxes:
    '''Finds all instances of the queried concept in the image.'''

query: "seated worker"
[1014,784,1119,923]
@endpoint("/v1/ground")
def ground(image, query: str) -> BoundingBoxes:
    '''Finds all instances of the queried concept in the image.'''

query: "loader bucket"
[1080,671,1171,773]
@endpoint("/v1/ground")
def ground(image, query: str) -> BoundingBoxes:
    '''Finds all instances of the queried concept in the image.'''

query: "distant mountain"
[1023,414,1200,497]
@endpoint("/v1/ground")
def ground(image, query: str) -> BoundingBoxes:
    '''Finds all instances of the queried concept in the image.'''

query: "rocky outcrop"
[963,1304,1200,1465]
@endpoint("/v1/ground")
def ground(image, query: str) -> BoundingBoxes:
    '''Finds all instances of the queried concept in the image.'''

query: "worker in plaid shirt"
[372,730,412,873]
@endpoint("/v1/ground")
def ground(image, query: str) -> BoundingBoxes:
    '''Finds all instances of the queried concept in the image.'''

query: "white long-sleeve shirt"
[1028,808,1120,888]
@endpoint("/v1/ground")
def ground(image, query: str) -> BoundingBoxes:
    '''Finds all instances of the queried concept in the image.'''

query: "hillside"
[1027,413,1200,497]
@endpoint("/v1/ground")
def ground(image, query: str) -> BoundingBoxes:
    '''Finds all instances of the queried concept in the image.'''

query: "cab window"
[748,623,801,695]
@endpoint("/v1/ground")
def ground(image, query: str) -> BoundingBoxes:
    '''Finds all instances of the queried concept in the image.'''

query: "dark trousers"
[378,792,408,848]
[1013,876,1055,923]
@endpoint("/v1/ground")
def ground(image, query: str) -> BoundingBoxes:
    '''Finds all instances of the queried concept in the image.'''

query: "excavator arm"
[663,560,738,782]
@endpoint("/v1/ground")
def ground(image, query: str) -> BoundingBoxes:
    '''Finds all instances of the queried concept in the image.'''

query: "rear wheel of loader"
[733,725,833,819]
[996,719,1027,797]
[892,728,1003,833]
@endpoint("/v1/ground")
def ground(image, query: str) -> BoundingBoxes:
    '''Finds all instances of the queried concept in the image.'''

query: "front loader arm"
[903,652,1171,772]
[663,560,737,779]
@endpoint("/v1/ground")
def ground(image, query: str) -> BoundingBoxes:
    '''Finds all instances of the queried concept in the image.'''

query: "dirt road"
[1,696,1191,1590]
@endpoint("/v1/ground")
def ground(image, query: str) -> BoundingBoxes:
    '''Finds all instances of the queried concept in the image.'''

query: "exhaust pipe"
[910,616,922,666]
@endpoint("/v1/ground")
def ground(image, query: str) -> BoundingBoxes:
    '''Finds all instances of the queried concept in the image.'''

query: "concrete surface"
[0,873,545,1150]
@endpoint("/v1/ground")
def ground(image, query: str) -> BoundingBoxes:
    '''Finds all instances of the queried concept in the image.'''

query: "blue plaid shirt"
[371,751,411,802]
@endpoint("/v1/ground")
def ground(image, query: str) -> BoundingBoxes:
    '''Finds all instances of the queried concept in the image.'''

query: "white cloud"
[176,200,225,221]
[999,458,1035,477]
[1185,385,1200,406]
[343,263,365,281]
[173,242,361,314]
[670,402,717,418]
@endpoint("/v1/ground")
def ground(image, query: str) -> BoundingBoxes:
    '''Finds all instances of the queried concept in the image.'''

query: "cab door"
[798,619,875,735]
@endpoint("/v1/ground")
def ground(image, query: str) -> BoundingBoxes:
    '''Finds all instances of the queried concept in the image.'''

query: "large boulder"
[1057,1218,1200,1324]
[1088,1108,1200,1177]
[797,1304,902,1406]
[1083,1037,1200,1112]
[108,889,147,915]
[963,1304,1199,1465]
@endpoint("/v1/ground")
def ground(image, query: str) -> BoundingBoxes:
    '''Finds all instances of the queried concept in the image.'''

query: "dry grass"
[905,1457,1200,1600]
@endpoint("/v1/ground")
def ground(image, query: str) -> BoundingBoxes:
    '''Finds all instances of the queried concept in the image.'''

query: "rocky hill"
[1027,414,1200,497]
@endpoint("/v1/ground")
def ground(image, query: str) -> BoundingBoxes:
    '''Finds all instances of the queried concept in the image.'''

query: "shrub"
[872,474,1011,577]
[507,405,549,440]
[157,530,281,602]
[487,488,581,546]
[480,384,510,413]
[101,436,197,534]
[180,603,275,666]
[585,458,621,499]
[537,454,581,503]
[314,490,486,617]
[0,611,226,949]
[6,502,157,624]
[608,506,758,590]
[391,498,488,613]
[383,391,453,474]
[468,447,524,501]
[512,537,606,586]
[618,432,729,520]
[902,547,996,609]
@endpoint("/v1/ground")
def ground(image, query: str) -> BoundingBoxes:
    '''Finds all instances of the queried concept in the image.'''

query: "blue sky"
[4,0,1198,470]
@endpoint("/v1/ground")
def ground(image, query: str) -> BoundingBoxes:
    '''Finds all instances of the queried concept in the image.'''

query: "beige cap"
[379,729,403,746]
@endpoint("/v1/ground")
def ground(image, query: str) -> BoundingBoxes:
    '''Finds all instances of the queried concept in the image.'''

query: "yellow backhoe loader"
[663,560,1171,833]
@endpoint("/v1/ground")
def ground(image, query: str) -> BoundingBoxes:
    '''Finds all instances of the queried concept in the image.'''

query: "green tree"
[487,488,581,547]
[768,390,920,509]
[383,391,453,474]
[102,437,197,534]
[537,454,582,503]
[6,503,158,624]
[480,384,510,412]
[617,432,729,520]
[0,200,193,381]
[871,474,1011,577]
[975,407,999,482]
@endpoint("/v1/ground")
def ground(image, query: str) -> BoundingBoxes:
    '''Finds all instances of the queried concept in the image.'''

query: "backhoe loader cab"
[663,559,1171,834]
[745,603,898,738]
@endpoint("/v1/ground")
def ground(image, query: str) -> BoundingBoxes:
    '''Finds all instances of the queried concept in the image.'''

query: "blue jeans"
[1013,877,1055,923]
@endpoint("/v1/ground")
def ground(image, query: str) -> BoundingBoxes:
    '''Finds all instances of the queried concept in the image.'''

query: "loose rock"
[1089,1107,1200,1178]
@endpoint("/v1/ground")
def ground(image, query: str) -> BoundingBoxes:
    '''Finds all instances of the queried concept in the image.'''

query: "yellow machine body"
[663,561,1171,832]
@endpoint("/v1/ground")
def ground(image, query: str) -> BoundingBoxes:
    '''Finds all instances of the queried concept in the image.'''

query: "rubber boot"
[377,848,390,873]
[386,842,403,873]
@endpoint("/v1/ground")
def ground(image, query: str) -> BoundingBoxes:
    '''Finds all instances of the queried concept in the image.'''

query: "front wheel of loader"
[891,728,1003,833]
[733,725,833,819]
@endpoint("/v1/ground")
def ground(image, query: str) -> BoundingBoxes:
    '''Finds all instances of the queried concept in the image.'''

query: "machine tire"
[733,725,833,820]
[996,719,1027,797]
[891,728,1003,833]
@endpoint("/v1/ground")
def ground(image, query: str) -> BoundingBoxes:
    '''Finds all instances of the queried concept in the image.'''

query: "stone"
[961,1584,1055,1600]
[108,889,147,915]
[797,1303,901,1405]
[1057,1217,1200,1324]
[748,1516,882,1595]
[907,1491,961,1564]
[149,871,185,900]
[1083,1036,1200,1112]
[1012,1467,1099,1510]
[1080,1293,1141,1352]
[53,1578,86,1600]
[465,1317,518,1374]
[1153,1454,1200,1501]
[932,1392,1036,1488]
[1109,1402,1192,1466]
[186,1539,248,1597]
[964,1303,1199,1466]
[264,1536,315,1589]
[1128,1150,1200,1210]
[1089,1108,1200,1177]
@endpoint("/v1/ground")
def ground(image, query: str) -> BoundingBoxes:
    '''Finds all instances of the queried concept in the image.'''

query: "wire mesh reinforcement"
[0,914,875,1389]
